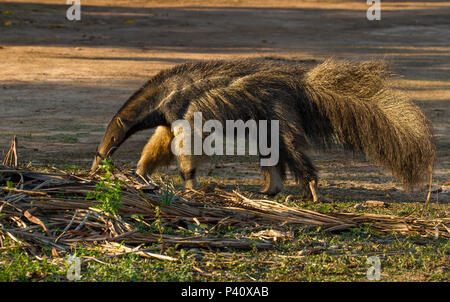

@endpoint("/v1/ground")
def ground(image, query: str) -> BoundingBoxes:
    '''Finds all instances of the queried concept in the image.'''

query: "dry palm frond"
[0,164,448,260]
[2,136,18,167]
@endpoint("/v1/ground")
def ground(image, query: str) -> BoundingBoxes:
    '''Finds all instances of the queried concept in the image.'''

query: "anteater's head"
[90,107,166,173]
[90,116,130,172]
[90,75,169,173]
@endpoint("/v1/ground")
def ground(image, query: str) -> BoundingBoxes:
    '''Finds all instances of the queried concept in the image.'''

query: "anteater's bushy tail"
[302,59,435,188]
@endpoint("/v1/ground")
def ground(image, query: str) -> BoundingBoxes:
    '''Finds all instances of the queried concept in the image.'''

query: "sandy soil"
[0,0,448,203]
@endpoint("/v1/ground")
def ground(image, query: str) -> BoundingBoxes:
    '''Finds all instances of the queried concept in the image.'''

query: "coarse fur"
[91,59,435,200]
[136,125,174,178]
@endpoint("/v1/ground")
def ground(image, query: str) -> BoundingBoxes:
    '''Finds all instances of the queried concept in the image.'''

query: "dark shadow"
[1,2,449,48]
[53,56,188,63]
[0,1,448,83]
[195,182,448,204]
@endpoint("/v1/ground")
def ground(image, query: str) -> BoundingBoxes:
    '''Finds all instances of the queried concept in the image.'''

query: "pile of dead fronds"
[0,163,448,261]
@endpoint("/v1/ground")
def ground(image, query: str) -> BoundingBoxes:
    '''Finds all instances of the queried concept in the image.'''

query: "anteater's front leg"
[260,165,283,196]
[177,154,200,190]
[136,126,175,178]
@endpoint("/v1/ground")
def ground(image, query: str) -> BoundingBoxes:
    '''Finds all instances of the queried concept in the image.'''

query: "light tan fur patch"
[136,126,175,177]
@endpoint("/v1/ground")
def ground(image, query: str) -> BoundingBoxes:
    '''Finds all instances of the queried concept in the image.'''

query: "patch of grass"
[1,223,447,281]
[0,240,66,281]
[0,240,196,282]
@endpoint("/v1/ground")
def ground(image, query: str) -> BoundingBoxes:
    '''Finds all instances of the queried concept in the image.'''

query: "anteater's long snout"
[90,107,166,174]
[90,153,103,172]
[90,116,128,173]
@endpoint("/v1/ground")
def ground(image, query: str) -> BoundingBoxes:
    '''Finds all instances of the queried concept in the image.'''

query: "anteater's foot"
[260,187,282,196]
[131,170,158,191]
[302,179,332,203]
[136,163,150,180]
[184,179,197,190]
[260,166,283,196]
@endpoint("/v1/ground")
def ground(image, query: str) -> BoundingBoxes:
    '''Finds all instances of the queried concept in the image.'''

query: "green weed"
[86,159,122,215]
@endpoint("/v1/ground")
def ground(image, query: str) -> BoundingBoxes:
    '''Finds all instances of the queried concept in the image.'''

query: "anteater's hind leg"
[278,125,324,202]
[136,126,175,178]
[296,157,326,203]
[260,164,283,196]
[306,179,321,203]
[300,177,319,202]
[295,155,322,203]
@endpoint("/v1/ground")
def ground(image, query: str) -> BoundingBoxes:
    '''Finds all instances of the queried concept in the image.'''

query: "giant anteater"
[91,59,435,202]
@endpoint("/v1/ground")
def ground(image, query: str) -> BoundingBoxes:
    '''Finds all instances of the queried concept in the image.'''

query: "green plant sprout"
[86,159,122,215]
[160,181,175,206]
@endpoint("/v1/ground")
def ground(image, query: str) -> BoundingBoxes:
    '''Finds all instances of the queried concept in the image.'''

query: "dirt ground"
[0,0,449,203]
